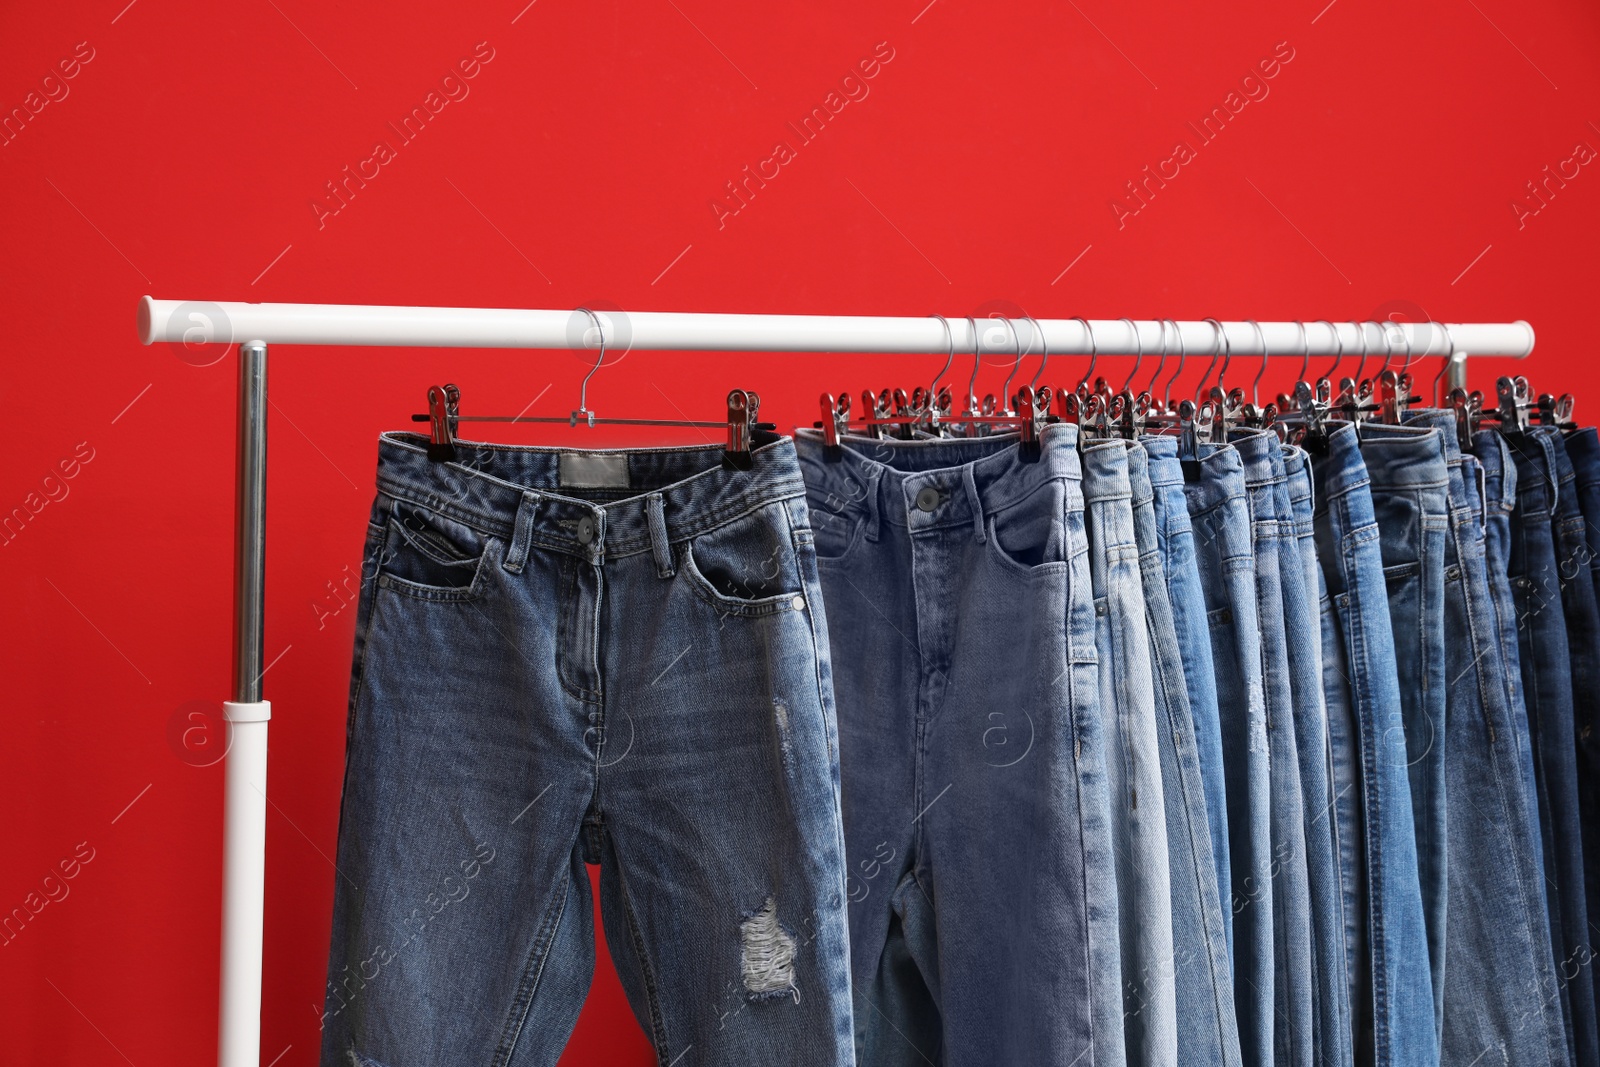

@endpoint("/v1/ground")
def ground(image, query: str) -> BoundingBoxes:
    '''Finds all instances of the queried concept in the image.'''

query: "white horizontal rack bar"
[138,298,1534,360]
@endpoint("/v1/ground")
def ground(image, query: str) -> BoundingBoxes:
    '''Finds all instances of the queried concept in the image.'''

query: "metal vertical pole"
[233,341,268,702]
[220,341,270,1067]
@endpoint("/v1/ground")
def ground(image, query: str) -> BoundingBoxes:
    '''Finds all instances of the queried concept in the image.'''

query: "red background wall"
[3,0,1598,1062]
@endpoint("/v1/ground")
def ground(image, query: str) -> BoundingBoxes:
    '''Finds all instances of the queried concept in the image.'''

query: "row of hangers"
[817,316,1577,472]
[403,309,1576,477]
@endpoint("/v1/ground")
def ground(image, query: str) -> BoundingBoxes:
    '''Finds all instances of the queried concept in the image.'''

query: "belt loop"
[503,490,541,574]
[862,466,885,544]
[963,465,986,543]
[646,492,674,578]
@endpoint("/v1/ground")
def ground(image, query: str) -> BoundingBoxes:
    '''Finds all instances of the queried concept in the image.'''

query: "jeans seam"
[612,836,672,1061]
[492,874,574,1067]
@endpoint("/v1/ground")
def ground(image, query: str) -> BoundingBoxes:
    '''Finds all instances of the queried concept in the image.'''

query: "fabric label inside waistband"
[558,453,630,488]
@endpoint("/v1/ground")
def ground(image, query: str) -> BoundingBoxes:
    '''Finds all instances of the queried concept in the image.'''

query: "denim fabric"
[1083,439,1178,1067]
[1406,412,1572,1067]
[1230,429,1315,1067]
[1548,431,1600,1065]
[322,433,854,1067]
[1311,424,1437,1067]
[1564,427,1600,1027]
[1474,430,1547,893]
[1281,444,1355,1067]
[1508,426,1595,1067]
[794,426,1112,1067]
[1358,421,1449,1037]
[1128,442,1244,1067]
[1143,435,1234,957]
[1184,444,1275,1067]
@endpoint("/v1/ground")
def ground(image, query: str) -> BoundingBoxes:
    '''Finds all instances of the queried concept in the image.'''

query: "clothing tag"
[559,453,630,488]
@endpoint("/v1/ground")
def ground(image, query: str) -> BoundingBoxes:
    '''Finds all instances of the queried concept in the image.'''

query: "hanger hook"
[1160,319,1186,408]
[1351,321,1371,385]
[928,314,955,398]
[1432,322,1457,407]
[1376,320,1400,375]
[1294,321,1309,384]
[1247,320,1267,406]
[998,315,1025,412]
[1145,319,1170,397]
[965,316,982,413]
[1025,314,1051,388]
[1316,320,1342,382]
[1397,321,1415,376]
[1196,318,1227,400]
[573,306,605,424]
[1119,318,1144,393]
[1073,318,1098,391]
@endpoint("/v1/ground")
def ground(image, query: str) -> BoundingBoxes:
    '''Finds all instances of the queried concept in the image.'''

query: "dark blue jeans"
[1475,430,1548,893]
[795,425,1114,1067]
[1508,426,1597,1067]
[1312,423,1437,1067]
[1548,429,1600,1062]
[1406,412,1571,1067]
[324,433,855,1067]
[1564,427,1600,1034]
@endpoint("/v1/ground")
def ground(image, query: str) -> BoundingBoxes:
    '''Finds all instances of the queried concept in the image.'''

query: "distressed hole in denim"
[740,897,798,1001]
[773,699,795,777]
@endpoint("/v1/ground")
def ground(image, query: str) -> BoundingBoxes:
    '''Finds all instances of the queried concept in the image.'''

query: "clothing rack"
[134,296,1534,1067]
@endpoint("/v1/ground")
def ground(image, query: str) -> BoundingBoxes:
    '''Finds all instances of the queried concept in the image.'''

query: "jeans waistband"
[1504,427,1560,515]
[1081,438,1134,503]
[1310,422,1367,506]
[1405,408,1465,467]
[1229,428,1286,488]
[372,431,807,563]
[1472,429,1520,516]
[1185,442,1247,514]
[1567,427,1600,493]
[1283,444,1316,529]
[1358,421,1448,490]
[793,424,1082,541]
[1127,440,1155,510]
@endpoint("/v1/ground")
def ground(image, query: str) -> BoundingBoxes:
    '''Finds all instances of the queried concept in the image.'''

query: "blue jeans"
[323,433,855,1067]
[1184,443,1275,1067]
[1563,427,1600,1030]
[1143,435,1234,958]
[1407,412,1572,1067]
[1547,430,1600,1065]
[794,426,1114,1067]
[1129,442,1244,1067]
[1083,439,1178,1067]
[1507,427,1595,1067]
[1359,421,1450,1039]
[1474,430,1547,892]
[1282,443,1355,1067]
[1230,429,1315,1067]
[1311,423,1438,1067]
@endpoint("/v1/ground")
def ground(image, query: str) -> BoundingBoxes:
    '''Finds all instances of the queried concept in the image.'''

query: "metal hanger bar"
[139,298,1535,359]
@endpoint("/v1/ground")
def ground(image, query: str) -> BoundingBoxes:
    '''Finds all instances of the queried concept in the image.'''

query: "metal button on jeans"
[576,516,596,544]
[915,487,941,513]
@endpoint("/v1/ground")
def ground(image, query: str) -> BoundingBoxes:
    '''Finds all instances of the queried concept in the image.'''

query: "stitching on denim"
[492,874,574,1067]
